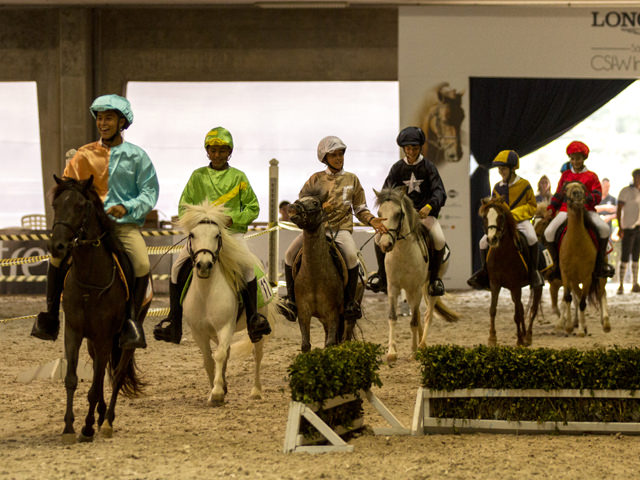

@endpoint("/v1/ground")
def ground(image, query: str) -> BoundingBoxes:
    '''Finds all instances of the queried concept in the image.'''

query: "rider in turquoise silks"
[467,149,544,291]
[31,94,159,349]
[153,127,271,345]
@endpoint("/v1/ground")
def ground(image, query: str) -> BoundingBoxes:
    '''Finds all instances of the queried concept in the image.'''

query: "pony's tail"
[588,276,605,310]
[109,340,145,398]
[434,296,459,323]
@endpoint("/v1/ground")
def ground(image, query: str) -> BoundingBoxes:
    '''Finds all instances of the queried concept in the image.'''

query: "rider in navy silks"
[367,126,447,296]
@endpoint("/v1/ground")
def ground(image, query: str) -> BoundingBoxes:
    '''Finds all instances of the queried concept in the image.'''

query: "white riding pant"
[479,219,537,250]
[543,210,610,244]
[421,216,446,251]
[285,229,359,269]
[170,233,255,283]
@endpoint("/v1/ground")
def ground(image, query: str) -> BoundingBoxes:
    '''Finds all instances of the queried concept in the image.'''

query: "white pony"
[179,202,276,406]
[374,187,458,362]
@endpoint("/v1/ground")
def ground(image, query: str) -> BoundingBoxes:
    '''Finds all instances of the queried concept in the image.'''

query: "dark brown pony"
[288,194,358,352]
[421,87,464,165]
[479,196,542,346]
[50,175,143,443]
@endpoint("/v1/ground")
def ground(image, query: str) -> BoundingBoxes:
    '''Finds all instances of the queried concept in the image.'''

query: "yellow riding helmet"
[490,150,520,170]
[204,127,233,151]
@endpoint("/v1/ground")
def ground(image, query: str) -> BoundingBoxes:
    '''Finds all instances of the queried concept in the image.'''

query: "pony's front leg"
[557,288,572,334]
[250,338,264,400]
[208,326,234,407]
[386,288,399,363]
[62,328,82,444]
[488,286,500,346]
[192,331,216,388]
[510,288,525,346]
[298,310,312,352]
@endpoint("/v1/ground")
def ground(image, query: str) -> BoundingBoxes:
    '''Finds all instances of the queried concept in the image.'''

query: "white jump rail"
[412,387,640,435]
[284,389,409,454]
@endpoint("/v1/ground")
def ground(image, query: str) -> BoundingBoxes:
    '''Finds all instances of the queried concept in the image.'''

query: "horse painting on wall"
[416,82,465,166]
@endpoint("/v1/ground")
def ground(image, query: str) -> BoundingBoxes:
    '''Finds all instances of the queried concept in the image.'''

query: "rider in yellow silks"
[153,127,271,345]
[467,150,544,290]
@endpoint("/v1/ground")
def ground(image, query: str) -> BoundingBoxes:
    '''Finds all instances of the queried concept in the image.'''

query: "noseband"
[52,198,105,248]
[188,219,223,265]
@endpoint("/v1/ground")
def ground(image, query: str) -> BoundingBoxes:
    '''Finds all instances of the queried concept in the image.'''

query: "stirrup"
[30,312,60,341]
[247,313,271,343]
[278,297,298,322]
[366,273,386,294]
[153,318,181,344]
[428,278,445,296]
[120,319,147,349]
[344,301,362,321]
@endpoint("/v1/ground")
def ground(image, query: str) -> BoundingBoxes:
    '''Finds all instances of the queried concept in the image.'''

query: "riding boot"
[279,264,297,322]
[119,274,149,350]
[595,237,615,278]
[545,241,561,281]
[344,266,362,321]
[242,278,272,343]
[366,244,387,294]
[153,260,191,344]
[31,263,66,341]
[428,248,446,296]
[467,248,490,290]
[527,244,545,288]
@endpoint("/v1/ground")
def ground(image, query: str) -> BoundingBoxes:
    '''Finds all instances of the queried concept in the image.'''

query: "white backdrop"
[399,5,639,289]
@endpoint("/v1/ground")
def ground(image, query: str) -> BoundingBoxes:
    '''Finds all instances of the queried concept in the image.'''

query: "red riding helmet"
[566,141,589,159]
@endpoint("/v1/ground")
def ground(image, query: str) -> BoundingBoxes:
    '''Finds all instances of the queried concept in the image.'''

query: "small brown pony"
[557,181,610,336]
[287,194,360,352]
[479,196,542,346]
[49,175,144,443]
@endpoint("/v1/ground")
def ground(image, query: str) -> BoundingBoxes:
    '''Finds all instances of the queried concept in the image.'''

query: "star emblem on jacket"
[403,173,423,193]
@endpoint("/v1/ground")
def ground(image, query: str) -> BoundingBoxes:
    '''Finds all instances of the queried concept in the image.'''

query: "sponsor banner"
[399,6,637,288]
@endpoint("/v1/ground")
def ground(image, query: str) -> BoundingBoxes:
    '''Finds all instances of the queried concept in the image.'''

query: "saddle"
[417,229,451,267]
[553,218,599,251]
[292,237,348,288]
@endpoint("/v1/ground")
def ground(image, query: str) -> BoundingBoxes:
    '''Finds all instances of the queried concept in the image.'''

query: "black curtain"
[469,77,634,271]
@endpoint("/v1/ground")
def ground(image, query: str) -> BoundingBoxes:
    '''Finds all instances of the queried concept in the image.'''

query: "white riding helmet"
[317,136,347,163]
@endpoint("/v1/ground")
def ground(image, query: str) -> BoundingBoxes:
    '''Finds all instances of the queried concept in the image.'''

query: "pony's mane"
[479,196,517,237]
[179,201,256,290]
[52,176,115,233]
[299,186,328,203]
[375,187,427,237]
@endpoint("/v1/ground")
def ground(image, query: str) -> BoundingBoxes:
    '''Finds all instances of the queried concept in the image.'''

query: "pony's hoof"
[78,432,94,443]
[249,388,262,400]
[603,323,611,333]
[386,353,398,363]
[100,423,113,438]
[207,395,225,407]
[61,433,76,445]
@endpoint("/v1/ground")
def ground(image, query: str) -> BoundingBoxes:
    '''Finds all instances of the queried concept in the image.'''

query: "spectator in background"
[615,169,640,294]
[535,175,552,204]
[596,177,617,232]
[279,200,291,222]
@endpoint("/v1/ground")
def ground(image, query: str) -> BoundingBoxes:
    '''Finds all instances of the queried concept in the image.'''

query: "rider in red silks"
[543,140,615,280]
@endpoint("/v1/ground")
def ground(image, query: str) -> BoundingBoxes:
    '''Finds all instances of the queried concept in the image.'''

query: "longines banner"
[399,6,638,289]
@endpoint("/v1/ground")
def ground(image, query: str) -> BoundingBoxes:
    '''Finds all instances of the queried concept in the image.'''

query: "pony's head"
[479,196,516,248]
[179,201,254,288]
[49,175,113,259]
[289,187,328,231]
[563,181,587,211]
[374,186,424,252]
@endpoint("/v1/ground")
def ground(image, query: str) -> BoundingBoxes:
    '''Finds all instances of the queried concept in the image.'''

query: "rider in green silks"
[153,127,271,345]
[467,149,544,290]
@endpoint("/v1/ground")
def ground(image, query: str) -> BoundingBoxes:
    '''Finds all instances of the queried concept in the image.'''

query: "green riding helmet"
[90,94,134,129]
[204,127,234,151]
[490,150,520,170]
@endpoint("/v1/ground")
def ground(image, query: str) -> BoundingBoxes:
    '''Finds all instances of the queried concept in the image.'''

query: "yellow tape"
[1,307,171,325]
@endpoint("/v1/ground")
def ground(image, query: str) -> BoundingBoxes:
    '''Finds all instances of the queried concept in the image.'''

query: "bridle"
[52,195,106,249]
[187,219,223,265]
[380,202,408,248]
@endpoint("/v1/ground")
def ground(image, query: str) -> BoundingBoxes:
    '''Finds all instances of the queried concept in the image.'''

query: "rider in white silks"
[543,140,615,280]
[467,150,544,290]
[282,136,387,322]
[153,127,271,344]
